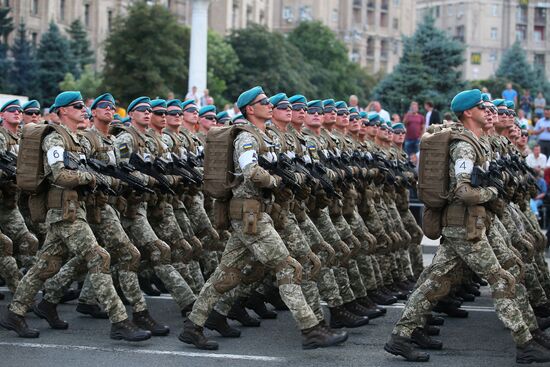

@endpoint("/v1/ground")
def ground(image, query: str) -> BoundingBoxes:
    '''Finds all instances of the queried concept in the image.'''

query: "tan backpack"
[417,124,484,239]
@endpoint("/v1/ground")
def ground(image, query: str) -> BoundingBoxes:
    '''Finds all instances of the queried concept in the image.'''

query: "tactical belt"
[229,198,265,220]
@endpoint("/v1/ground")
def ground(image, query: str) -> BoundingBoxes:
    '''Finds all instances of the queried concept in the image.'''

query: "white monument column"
[188,0,210,95]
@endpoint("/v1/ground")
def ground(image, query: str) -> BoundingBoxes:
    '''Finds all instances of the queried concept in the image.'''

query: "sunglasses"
[336,109,349,116]
[68,103,85,110]
[323,106,336,113]
[152,109,167,116]
[521,132,529,137]
[183,107,198,114]
[291,104,307,112]
[96,101,115,110]
[202,115,217,121]
[275,103,291,110]
[167,110,183,116]
[217,118,231,125]
[349,115,360,122]
[497,109,512,116]
[393,130,406,135]
[250,97,270,106]
[24,110,40,116]
[307,107,324,115]
[133,106,152,113]
[4,106,22,113]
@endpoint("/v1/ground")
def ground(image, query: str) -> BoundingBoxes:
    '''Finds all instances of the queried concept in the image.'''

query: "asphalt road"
[0,253,534,367]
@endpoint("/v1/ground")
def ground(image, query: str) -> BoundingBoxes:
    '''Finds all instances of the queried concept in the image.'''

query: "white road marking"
[0,342,285,362]
[384,303,497,312]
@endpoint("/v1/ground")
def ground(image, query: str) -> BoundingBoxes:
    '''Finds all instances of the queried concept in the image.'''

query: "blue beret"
[121,117,131,125]
[49,104,57,113]
[232,113,244,122]
[322,99,335,107]
[307,100,323,108]
[481,93,491,102]
[22,100,40,111]
[0,99,21,112]
[112,114,121,121]
[349,107,359,114]
[519,121,528,130]
[450,89,482,113]
[492,99,506,107]
[505,100,515,109]
[268,93,288,106]
[128,96,150,112]
[288,94,307,104]
[166,99,182,108]
[392,122,405,131]
[150,99,167,109]
[335,101,348,109]
[199,105,216,116]
[85,107,92,119]
[216,111,229,120]
[91,93,115,109]
[359,111,368,119]
[54,91,83,108]
[181,100,196,110]
[367,112,380,123]
[237,86,264,109]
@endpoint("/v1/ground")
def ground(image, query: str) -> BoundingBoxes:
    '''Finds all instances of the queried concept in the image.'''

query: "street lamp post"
[188,0,210,97]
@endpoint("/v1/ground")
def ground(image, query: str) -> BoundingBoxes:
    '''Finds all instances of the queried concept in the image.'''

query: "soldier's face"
[348,117,360,133]
[336,112,350,128]
[183,105,199,124]
[199,113,216,131]
[291,103,307,124]
[23,109,41,124]
[482,102,495,131]
[166,106,183,128]
[305,110,322,128]
[249,94,273,120]
[324,108,338,125]
[61,101,86,124]
[130,103,151,127]
[93,103,114,124]
[393,130,405,144]
[151,106,167,129]
[1,105,22,125]
[273,101,292,123]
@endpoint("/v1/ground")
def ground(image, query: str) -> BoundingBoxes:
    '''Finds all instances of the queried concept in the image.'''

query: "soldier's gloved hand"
[294,172,306,185]
[207,227,220,242]
[189,236,203,260]
[86,173,97,189]
[520,239,534,261]
[109,177,122,191]
[275,186,293,202]
[336,240,351,263]
[487,186,499,201]
[250,165,276,188]
[147,176,158,188]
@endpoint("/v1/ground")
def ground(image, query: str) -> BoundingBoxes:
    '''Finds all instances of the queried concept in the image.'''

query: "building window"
[31,32,37,47]
[60,0,65,21]
[282,6,293,22]
[455,25,465,42]
[299,6,312,21]
[516,24,527,42]
[489,52,497,63]
[332,9,338,23]
[392,18,398,30]
[380,39,388,60]
[351,48,360,63]
[535,8,546,25]
[490,27,498,40]
[107,10,113,31]
[535,54,545,68]
[534,25,545,42]
[380,12,388,27]
[366,37,374,57]
[31,0,38,15]
[434,5,440,18]
[367,0,375,10]
[471,52,481,65]
[393,0,400,5]
[381,0,389,12]
[353,0,362,9]
[516,6,527,24]
[491,4,498,17]
[85,4,90,27]
[447,4,453,16]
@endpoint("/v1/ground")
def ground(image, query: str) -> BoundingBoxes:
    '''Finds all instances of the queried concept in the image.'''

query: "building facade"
[416,0,550,81]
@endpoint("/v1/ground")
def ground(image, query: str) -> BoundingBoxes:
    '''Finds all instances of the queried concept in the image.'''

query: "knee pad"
[213,265,242,293]
[17,232,39,256]
[37,254,63,280]
[422,276,452,302]
[487,268,516,299]
[241,261,265,285]
[175,238,193,263]
[85,245,111,274]
[275,255,303,286]
[153,239,171,265]
[119,243,141,272]
[0,233,13,257]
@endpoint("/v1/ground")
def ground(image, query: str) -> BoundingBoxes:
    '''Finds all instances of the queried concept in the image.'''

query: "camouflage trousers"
[44,204,148,313]
[401,209,424,278]
[0,230,19,292]
[188,212,318,330]
[10,218,127,323]
[373,199,396,286]
[0,204,38,269]
[394,227,532,346]
[121,205,195,311]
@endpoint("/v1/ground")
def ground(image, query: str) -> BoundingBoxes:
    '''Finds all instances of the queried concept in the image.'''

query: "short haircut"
[425,101,434,108]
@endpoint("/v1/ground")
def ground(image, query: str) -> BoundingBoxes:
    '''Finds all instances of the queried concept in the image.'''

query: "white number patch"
[107,150,116,165]
[47,146,65,165]
[238,150,258,169]
[454,159,474,175]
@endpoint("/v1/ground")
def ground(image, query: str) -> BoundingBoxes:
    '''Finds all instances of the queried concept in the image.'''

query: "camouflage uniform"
[114,124,196,311]
[392,135,532,346]
[187,123,318,330]
[9,124,127,324]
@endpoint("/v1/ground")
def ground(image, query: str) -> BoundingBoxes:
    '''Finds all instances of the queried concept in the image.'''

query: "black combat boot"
[302,323,347,349]
[370,289,397,305]
[426,314,445,326]
[0,310,40,338]
[424,325,440,336]
[138,275,161,296]
[516,339,550,364]
[463,283,481,296]
[59,288,81,304]
[318,319,348,343]
[411,328,443,349]
[32,299,68,329]
[534,303,550,318]
[245,291,277,319]
[76,303,109,319]
[356,296,386,318]
[386,284,408,300]
[537,317,550,331]
[532,329,550,349]
[133,310,169,336]
[455,289,475,302]
[329,305,369,328]
[228,297,261,327]
[205,310,241,337]
[384,334,430,362]
[179,318,219,350]
[110,318,151,341]
[344,300,374,318]
[264,287,289,311]
[0,293,4,300]
[151,274,168,294]
[433,302,468,318]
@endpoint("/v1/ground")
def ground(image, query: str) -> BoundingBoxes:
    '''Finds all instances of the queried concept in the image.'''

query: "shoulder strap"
[0,128,16,148]
[266,125,288,151]
[451,130,485,164]
[79,130,109,156]
[145,130,166,155]
[113,125,146,154]
[50,124,80,152]
[163,129,181,153]
[236,125,268,154]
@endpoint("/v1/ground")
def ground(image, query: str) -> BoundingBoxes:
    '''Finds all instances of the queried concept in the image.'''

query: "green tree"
[372,16,465,113]
[496,41,536,90]
[207,31,239,107]
[102,2,189,105]
[288,21,375,103]
[0,7,14,92]
[10,22,39,97]
[67,19,94,77]
[226,24,316,102]
[59,65,103,99]
[36,22,77,105]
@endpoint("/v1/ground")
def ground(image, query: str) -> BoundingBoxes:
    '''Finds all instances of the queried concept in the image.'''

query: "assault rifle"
[471,162,506,196]
[63,151,116,195]
[129,153,176,195]
[0,151,17,182]
[171,153,203,185]
[258,155,302,193]
[87,158,154,194]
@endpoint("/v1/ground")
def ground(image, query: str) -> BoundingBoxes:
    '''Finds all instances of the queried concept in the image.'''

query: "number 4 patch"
[454,159,473,174]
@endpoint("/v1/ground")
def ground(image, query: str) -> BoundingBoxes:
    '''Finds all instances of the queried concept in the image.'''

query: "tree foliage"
[10,22,39,97]
[372,16,465,113]
[207,30,239,106]
[102,2,189,105]
[0,7,14,92]
[59,65,103,99]
[67,19,94,77]
[36,22,76,105]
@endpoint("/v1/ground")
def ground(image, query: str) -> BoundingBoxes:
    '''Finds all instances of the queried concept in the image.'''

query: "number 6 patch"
[47,146,65,165]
